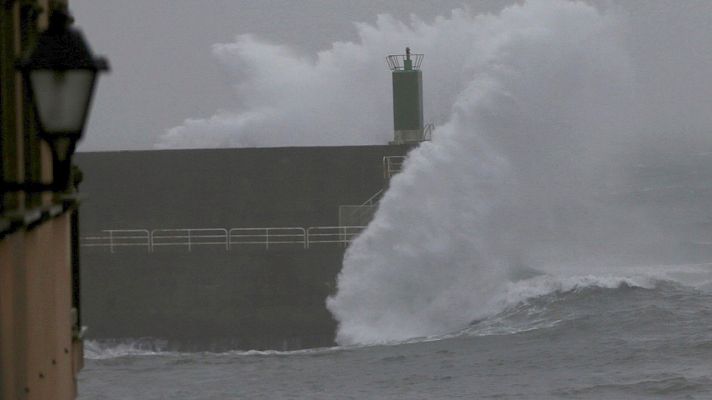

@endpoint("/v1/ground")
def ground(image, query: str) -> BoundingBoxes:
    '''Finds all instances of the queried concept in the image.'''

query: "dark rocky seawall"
[75,145,412,350]
[82,247,343,350]
[75,145,410,230]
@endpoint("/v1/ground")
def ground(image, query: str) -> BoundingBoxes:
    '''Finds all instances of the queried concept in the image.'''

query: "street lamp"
[13,6,109,192]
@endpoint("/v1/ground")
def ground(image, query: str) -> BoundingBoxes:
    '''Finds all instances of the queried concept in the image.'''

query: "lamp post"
[8,5,108,193]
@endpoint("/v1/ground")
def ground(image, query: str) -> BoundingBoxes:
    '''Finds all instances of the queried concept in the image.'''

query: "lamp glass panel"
[29,69,95,134]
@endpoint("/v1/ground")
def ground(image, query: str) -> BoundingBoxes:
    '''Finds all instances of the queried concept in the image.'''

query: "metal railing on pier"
[306,226,365,248]
[383,156,406,179]
[151,228,229,251]
[81,225,367,253]
[81,229,151,253]
[229,227,306,250]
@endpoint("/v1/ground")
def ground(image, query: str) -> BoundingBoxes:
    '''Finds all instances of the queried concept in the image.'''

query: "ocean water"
[80,271,712,399]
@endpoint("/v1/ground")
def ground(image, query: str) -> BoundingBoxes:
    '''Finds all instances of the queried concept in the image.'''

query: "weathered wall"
[81,247,344,350]
[0,215,82,400]
[76,145,410,231]
[74,145,412,350]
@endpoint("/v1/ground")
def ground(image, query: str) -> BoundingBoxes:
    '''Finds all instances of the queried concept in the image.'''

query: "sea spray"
[156,6,528,148]
[158,1,712,155]
[327,0,644,345]
[154,0,712,345]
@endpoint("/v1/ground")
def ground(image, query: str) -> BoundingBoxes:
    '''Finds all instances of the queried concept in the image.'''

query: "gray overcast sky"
[73,0,509,151]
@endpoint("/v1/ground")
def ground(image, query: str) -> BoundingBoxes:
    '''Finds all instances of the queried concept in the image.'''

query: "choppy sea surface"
[80,268,712,400]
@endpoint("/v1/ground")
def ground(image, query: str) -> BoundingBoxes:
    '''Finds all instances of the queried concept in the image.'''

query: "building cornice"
[0,195,81,239]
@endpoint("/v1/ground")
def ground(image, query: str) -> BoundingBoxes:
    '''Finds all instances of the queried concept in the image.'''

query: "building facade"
[1,0,84,399]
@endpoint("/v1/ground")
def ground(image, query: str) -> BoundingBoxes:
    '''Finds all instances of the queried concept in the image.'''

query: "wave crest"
[327,0,638,346]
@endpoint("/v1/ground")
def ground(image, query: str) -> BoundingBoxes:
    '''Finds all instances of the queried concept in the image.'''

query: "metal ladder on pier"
[338,153,410,227]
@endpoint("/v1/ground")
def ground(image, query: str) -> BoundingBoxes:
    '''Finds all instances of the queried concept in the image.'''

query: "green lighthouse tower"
[387,47,424,144]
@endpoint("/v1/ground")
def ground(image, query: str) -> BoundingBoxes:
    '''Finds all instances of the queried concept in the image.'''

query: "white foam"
[152,0,712,346]
[83,340,180,360]
[495,274,653,308]
[327,0,652,345]
[83,339,350,360]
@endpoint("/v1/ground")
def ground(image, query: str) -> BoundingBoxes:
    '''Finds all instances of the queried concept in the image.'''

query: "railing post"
[265,228,269,250]
[108,230,114,254]
[187,229,192,252]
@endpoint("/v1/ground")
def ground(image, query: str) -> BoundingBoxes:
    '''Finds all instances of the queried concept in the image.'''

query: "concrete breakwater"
[75,145,411,350]
[81,247,343,350]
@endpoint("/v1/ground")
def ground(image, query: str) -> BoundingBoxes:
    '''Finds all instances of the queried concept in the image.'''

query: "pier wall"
[81,247,344,350]
[75,145,411,350]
